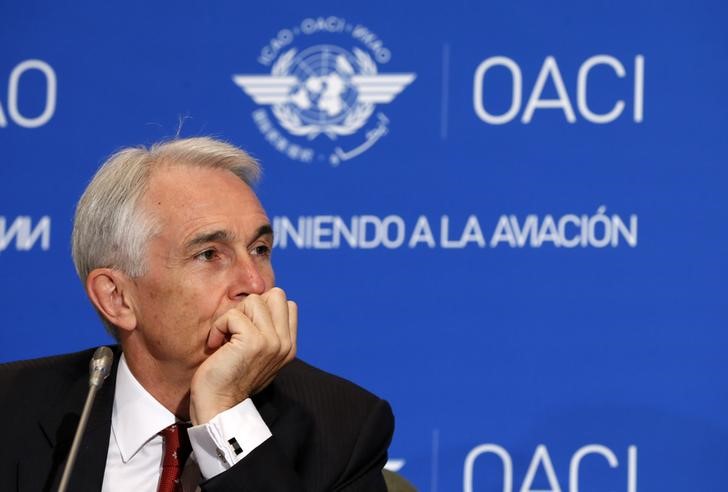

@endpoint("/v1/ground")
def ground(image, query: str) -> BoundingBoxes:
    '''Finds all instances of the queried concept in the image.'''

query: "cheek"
[132,270,233,362]
[135,277,208,335]
[143,294,216,358]
[261,262,275,289]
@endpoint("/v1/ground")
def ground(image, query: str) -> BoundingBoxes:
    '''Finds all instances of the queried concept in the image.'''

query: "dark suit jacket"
[0,347,393,491]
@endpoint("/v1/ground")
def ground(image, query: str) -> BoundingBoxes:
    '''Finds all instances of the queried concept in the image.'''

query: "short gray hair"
[72,137,261,337]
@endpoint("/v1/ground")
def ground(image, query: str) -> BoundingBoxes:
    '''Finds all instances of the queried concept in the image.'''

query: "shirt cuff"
[187,398,272,479]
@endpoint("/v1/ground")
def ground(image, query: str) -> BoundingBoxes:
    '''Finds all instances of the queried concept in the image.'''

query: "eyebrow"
[255,224,274,240]
[184,224,273,250]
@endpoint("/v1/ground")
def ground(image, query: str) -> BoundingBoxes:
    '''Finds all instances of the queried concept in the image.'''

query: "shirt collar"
[111,354,177,463]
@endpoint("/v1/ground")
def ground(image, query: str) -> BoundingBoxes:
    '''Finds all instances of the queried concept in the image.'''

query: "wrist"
[190,389,247,425]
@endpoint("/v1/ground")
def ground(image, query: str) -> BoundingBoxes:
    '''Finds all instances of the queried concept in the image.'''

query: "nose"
[228,254,268,300]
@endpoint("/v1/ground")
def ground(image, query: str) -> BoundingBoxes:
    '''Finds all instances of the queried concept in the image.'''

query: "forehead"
[141,164,268,237]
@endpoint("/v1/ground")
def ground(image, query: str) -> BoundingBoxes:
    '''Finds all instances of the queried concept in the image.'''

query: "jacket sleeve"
[199,398,394,492]
[332,398,393,491]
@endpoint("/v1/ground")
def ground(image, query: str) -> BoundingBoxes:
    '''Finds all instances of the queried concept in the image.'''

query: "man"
[0,137,393,491]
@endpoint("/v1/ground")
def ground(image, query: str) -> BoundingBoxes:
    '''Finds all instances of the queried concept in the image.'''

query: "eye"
[251,244,272,257]
[194,249,219,262]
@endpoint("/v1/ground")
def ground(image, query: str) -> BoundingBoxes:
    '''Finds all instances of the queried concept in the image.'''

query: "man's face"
[127,164,275,371]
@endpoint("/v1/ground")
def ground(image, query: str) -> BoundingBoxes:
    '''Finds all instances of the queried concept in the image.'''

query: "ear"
[86,268,138,332]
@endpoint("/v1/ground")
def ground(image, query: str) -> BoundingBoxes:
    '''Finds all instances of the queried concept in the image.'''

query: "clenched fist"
[189,287,297,425]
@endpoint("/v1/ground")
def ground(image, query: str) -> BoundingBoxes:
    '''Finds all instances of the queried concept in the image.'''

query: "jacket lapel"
[32,351,118,492]
[25,349,310,490]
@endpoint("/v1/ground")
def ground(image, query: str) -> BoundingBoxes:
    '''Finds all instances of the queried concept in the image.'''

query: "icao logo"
[232,17,415,166]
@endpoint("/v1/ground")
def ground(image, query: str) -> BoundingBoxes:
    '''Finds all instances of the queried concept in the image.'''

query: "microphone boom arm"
[57,346,113,492]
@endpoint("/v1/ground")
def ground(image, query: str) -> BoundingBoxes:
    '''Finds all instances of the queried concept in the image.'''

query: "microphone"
[57,346,114,492]
[89,346,114,387]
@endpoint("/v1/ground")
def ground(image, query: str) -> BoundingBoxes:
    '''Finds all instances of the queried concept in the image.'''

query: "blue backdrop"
[2,1,727,490]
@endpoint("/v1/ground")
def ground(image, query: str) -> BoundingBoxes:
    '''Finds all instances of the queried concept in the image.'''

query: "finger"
[239,294,277,343]
[262,288,291,349]
[208,309,256,350]
[208,312,231,350]
[286,300,298,361]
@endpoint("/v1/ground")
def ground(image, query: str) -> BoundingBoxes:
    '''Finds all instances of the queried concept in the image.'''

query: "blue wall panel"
[1,1,727,489]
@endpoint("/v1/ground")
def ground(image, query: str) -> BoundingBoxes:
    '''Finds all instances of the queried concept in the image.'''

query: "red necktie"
[157,423,192,492]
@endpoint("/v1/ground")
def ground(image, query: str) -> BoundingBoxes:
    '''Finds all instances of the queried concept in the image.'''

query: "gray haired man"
[0,137,393,491]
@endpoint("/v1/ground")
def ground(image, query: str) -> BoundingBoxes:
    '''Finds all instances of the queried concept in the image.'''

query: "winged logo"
[232,46,415,140]
[232,74,416,106]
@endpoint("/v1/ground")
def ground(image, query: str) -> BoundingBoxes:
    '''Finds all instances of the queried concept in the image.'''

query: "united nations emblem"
[232,17,415,165]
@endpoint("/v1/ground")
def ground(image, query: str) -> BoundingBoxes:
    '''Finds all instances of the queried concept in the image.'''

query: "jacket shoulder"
[275,358,394,443]
[278,358,386,408]
[273,359,394,487]
[0,348,99,416]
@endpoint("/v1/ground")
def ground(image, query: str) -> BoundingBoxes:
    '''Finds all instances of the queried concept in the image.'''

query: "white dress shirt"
[101,355,272,491]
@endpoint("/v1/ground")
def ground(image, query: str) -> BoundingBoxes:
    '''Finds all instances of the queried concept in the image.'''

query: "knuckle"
[244,293,262,305]
[279,339,291,354]
[227,310,249,328]
[268,339,282,355]
[227,308,243,319]
[268,287,286,303]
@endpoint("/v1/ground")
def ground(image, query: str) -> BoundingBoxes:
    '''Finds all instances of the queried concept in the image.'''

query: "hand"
[189,287,297,425]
